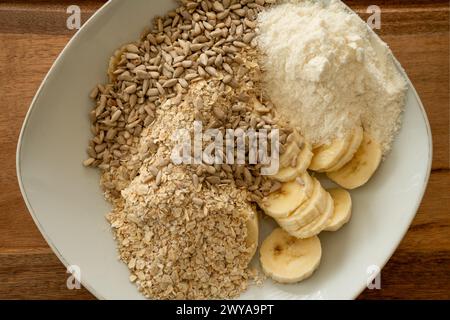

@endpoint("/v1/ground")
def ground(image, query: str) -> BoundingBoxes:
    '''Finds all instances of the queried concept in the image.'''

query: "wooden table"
[0,0,448,300]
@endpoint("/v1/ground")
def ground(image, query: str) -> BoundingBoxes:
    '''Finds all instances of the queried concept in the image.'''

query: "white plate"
[16,0,432,300]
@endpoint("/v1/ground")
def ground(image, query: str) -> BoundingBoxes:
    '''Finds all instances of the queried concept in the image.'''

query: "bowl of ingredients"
[17,0,432,299]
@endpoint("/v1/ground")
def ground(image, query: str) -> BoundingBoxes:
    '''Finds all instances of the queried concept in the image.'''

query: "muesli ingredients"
[85,0,271,172]
[257,0,407,153]
[86,0,280,299]
[102,48,283,298]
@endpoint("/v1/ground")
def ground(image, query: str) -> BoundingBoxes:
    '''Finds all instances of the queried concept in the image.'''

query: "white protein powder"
[257,0,407,153]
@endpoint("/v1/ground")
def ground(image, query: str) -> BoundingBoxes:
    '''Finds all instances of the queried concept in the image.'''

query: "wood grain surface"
[0,0,448,300]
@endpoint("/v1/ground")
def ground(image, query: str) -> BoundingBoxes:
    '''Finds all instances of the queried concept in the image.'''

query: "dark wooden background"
[0,0,448,299]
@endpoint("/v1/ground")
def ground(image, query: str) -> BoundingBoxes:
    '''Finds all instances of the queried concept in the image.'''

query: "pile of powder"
[256,0,407,153]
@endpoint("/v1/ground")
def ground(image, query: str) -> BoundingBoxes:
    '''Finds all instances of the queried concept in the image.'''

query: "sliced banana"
[276,178,328,231]
[290,192,334,239]
[296,143,313,173]
[324,188,352,232]
[279,141,300,169]
[271,166,298,183]
[326,126,364,172]
[260,228,321,284]
[272,143,313,182]
[259,172,314,219]
[246,209,259,261]
[309,133,352,172]
[327,133,382,189]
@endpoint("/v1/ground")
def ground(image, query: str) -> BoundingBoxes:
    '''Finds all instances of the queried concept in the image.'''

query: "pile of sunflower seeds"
[84,0,276,171]
[179,52,294,202]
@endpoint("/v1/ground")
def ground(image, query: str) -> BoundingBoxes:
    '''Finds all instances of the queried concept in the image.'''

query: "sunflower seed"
[124,84,137,94]
[223,74,233,84]
[190,43,204,51]
[205,66,218,77]
[173,67,185,78]
[83,158,95,167]
[163,78,178,88]
[181,60,193,68]
[89,87,99,99]
[147,88,159,96]
[214,54,223,67]
[243,32,256,44]
[199,53,209,66]
[223,63,233,74]
[126,53,140,60]
[185,73,199,81]
[156,82,165,95]
[206,176,221,185]
[213,1,225,12]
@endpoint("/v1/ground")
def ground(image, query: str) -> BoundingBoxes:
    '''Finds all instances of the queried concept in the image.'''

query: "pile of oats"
[85,0,286,299]
[108,166,256,299]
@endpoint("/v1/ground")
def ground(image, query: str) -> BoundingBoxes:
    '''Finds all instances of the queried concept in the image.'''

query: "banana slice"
[309,133,352,172]
[324,188,352,231]
[278,130,305,168]
[279,141,300,168]
[272,143,313,182]
[288,130,304,147]
[276,178,328,231]
[296,143,313,173]
[326,126,364,172]
[259,173,314,219]
[260,228,321,283]
[290,192,334,239]
[246,209,259,261]
[271,166,298,183]
[327,133,382,189]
